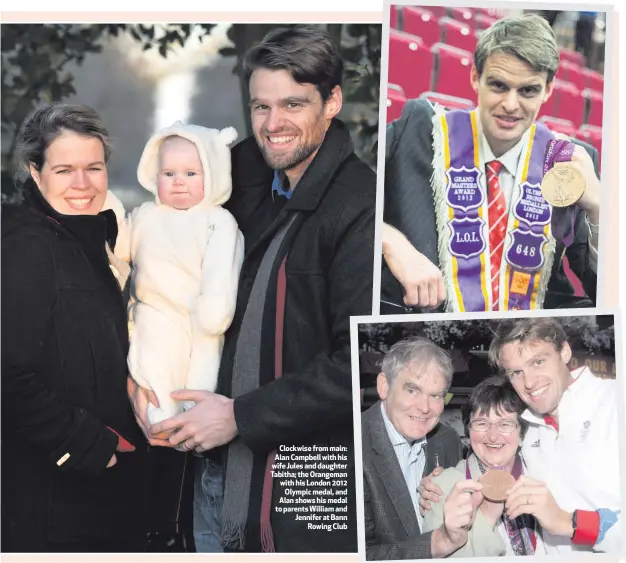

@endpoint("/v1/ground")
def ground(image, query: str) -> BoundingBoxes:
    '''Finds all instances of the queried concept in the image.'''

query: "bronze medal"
[541,162,586,207]
[478,469,516,502]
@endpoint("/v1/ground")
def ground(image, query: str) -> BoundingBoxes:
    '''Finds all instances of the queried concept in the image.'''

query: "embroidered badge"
[445,166,484,212]
[448,217,487,259]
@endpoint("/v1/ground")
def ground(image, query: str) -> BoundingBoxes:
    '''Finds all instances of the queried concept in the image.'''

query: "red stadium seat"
[537,88,558,121]
[388,29,434,99]
[387,83,407,123]
[402,6,441,47]
[556,60,586,92]
[583,88,603,127]
[553,79,585,128]
[484,8,508,19]
[425,5,448,19]
[578,124,602,166]
[538,116,578,138]
[439,17,477,53]
[389,83,405,95]
[431,43,475,102]
[449,7,474,24]
[390,4,399,29]
[474,13,498,30]
[581,68,604,93]
[420,91,475,111]
[560,47,584,67]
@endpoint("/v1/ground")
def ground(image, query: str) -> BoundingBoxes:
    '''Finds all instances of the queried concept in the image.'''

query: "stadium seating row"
[391,5,600,88]
[386,88,603,167]
[390,5,587,66]
[390,5,509,31]
[388,29,604,128]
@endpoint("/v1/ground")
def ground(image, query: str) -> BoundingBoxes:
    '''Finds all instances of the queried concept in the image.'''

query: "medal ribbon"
[543,139,578,247]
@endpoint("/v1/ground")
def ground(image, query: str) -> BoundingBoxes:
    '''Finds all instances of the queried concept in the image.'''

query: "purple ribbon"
[445,110,487,312]
[443,115,572,311]
[504,124,554,309]
[543,138,577,248]
[465,453,523,480]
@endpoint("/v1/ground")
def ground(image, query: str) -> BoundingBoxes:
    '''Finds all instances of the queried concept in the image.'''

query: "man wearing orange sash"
[381,14,601,313]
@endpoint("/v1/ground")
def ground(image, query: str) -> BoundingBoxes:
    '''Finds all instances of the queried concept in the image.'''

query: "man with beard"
[380,14,600,314]
[142,25,376,553]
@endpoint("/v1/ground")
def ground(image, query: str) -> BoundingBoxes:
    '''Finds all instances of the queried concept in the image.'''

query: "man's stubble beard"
[256,109,328,172]
[259,138,321,172]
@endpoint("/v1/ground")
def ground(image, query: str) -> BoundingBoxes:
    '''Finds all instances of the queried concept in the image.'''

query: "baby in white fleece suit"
[118,121,244,428]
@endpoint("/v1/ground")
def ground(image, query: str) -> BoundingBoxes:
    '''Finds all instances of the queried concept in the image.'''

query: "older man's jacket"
[362,401,463,560]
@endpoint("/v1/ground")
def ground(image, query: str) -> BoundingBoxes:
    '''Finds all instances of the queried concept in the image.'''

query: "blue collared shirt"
[272,171,293,200]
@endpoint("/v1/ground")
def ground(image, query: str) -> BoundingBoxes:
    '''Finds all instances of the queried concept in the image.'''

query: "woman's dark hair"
[243,25,343,102]
[13,103,111,188]
[462,375,529,440]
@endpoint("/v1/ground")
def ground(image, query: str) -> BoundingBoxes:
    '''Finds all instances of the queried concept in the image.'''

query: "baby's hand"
[151,428,175,440]
[127,377,171,447]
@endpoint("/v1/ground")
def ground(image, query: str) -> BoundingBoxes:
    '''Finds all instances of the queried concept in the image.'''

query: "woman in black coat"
[1,104,152,552]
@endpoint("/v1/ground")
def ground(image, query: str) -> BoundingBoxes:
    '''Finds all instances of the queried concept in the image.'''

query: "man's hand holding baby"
[149,390,238,452]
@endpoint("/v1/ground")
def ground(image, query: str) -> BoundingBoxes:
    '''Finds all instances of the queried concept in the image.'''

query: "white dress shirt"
[380,402,427,531]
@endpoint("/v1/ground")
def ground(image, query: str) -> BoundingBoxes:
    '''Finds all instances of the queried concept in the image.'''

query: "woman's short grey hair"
[474,13,560,83]
[13,103,111,188]
[381,337,454,390]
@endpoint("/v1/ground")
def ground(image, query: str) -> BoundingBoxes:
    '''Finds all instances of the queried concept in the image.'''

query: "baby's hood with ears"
[136,121,238,209]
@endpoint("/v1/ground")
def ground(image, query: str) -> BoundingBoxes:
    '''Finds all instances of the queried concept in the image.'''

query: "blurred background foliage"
[359,315,616,356]
[1,23,380,202]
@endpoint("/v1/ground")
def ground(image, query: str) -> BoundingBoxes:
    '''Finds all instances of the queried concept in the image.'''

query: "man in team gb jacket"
[488,317,621,554]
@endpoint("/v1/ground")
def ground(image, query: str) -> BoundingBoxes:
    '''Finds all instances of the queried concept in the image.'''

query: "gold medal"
[541,162,586,207]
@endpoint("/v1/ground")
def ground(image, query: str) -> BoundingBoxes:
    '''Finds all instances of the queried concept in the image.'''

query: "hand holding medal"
[541,139,585,207]
[505,475,574,537]
[541,137,601,224]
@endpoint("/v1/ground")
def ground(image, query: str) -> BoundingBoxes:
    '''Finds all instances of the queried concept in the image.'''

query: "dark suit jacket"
[381,99,599,314]
[362,401,463,560]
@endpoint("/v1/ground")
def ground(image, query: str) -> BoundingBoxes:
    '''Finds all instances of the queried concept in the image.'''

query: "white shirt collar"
[380,401,427,450]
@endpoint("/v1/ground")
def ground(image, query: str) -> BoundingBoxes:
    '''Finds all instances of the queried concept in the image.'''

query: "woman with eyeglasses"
[421,375,548,556]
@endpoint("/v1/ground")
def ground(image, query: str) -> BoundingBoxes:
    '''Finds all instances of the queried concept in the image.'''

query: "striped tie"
[487,160,506,310]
